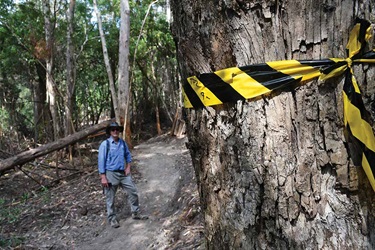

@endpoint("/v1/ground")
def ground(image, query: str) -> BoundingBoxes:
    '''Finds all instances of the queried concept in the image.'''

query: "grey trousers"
[104,170,140,222]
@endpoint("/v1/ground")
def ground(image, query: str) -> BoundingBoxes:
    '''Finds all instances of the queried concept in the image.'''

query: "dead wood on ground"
[0,120,113,174]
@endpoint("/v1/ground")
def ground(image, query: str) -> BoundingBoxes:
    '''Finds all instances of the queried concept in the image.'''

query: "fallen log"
[0,119,113,174]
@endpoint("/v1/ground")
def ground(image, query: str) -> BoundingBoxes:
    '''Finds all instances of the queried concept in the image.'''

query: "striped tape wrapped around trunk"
[183,18,375,192]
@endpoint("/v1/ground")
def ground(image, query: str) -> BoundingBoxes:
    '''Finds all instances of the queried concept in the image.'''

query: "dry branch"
[0,119,113,174]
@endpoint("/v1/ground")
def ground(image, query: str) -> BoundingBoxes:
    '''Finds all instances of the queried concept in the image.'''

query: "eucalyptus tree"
[0,0,178,146]
[93,0,178,138]
[117,0,131,133]
[0,1,50,142]
[129,0,177,136]
[69,0,109,127]
[171,0,375,249]
[65,0,76,160]
[92,0,133,146]
[42,0,60,140]
[0,0,100,143]
[92,0,118,121]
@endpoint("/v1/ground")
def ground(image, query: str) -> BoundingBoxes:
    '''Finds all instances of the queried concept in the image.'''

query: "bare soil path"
[0,134,203,250]
[77,134,203,250]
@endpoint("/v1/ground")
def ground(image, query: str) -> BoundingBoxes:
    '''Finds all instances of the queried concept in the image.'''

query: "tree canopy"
[0,0,178,150]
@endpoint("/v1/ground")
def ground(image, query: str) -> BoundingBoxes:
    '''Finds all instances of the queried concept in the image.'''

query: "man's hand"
[125,163,131,176]
[101,174,109,187]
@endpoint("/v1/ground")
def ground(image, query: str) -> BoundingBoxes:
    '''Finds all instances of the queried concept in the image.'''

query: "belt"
[110,169,124,173]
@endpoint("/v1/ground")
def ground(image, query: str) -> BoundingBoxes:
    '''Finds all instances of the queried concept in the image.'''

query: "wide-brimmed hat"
[106,122,124,135]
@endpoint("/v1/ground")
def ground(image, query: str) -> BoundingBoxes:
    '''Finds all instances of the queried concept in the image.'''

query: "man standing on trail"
[98,122,148,228]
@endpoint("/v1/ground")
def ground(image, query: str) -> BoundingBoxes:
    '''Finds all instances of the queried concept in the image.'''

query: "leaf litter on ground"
[0,134,204,250]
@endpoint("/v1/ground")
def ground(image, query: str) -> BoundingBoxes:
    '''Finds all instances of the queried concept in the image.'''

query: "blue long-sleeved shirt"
[98,136,132,174]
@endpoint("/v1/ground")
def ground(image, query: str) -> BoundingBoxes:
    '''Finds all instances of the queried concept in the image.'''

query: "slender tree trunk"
[42,0,59,141]
[155,105,162,135]
[171,0,375,249]
[33,62,47,144]
[65,0,76,161]
[93,0,118,119]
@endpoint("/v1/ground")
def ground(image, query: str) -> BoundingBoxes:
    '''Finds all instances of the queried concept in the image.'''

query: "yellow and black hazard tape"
[182,18,375,192]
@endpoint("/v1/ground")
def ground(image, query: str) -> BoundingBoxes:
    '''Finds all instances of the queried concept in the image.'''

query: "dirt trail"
[0,134,203,250]
[77,134,203,249]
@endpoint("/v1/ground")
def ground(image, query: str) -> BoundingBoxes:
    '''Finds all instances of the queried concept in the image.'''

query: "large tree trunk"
[171,0,375,249]
[117,0,131,121]
[118,0,132,145]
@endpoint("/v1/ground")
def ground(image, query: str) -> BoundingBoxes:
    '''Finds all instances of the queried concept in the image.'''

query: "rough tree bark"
[171,0,375,249]
[118,0,134,147]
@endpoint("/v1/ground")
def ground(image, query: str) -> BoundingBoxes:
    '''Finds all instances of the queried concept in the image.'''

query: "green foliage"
[0,198,24,248]
[21,192,30,203]
[0,0,178,140]
[0,235,25,248]
[42,189,51,204]
[0,108,9,133]
[0,0,179,244]
[0,198,21,224]
[0,1,44,135]
[128,0,178,129]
